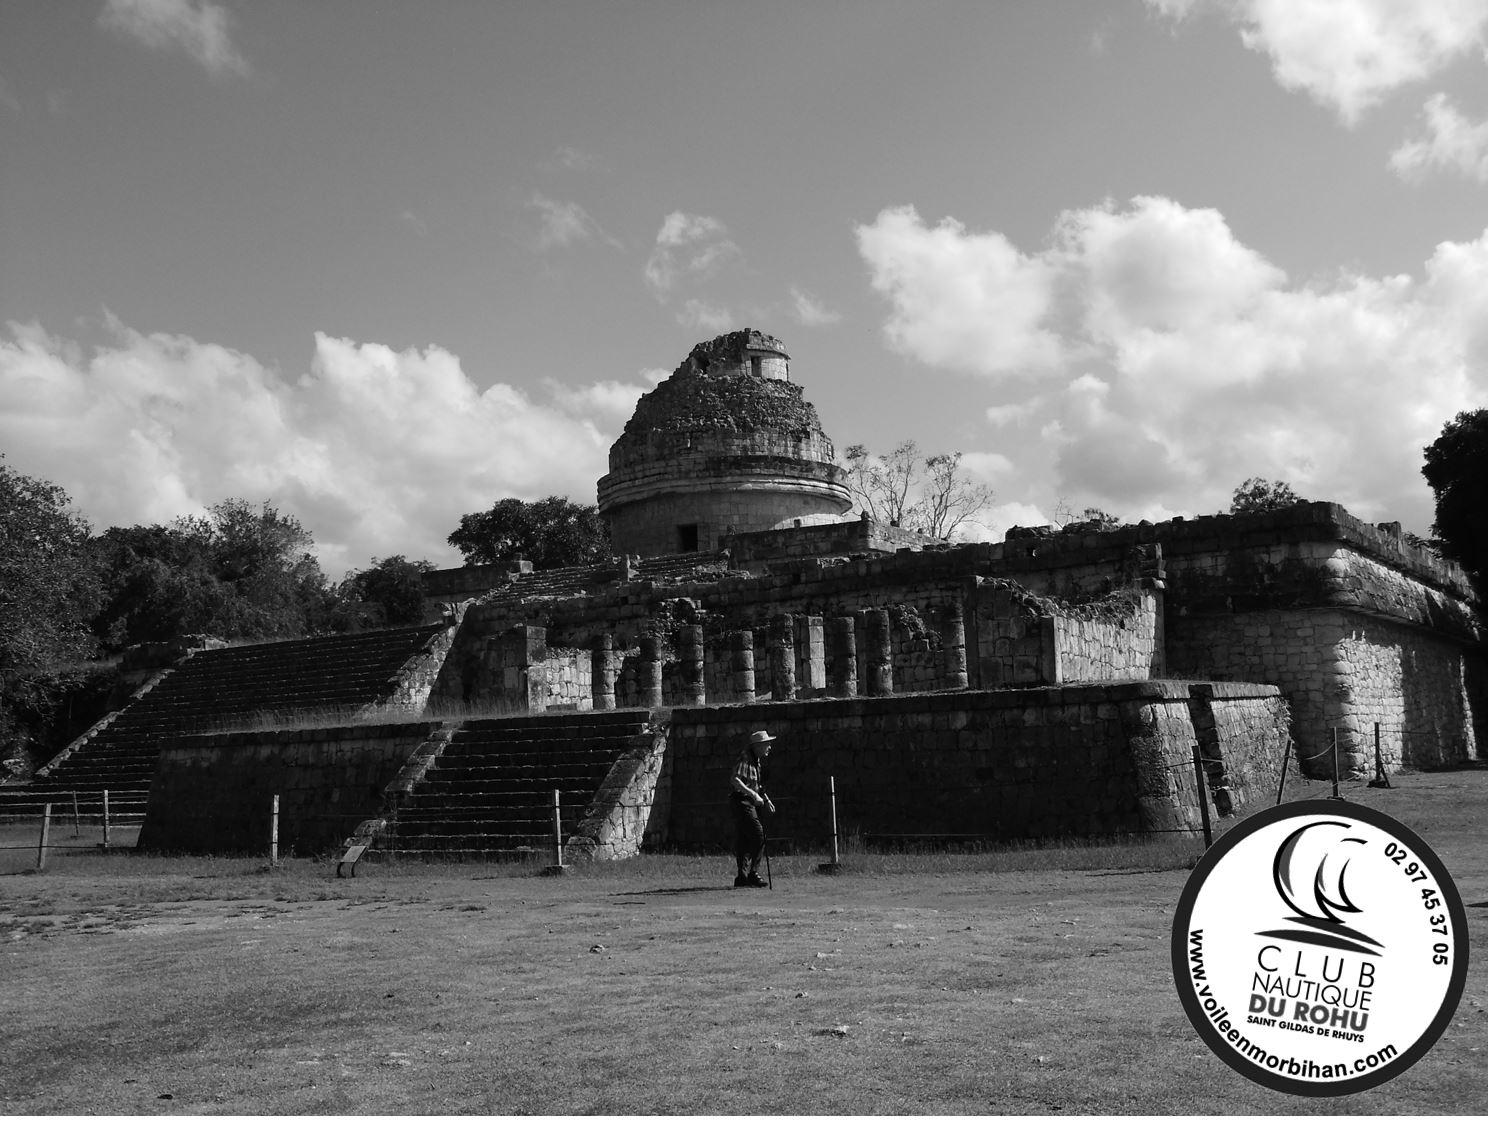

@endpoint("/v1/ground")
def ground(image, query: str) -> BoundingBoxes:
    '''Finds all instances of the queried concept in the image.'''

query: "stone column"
[827,615,858,697]
[865,608,894,697]
[729,629,756,703]
[638,635,665,710]
[590,635,616,710]
[769,613,797,701]
[501,624,548,711]
[798,615,825,694]
[678,624,706,706]
[940,603,968,690]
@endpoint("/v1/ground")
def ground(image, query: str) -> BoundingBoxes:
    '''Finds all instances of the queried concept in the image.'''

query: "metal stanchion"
[817,775,843,874]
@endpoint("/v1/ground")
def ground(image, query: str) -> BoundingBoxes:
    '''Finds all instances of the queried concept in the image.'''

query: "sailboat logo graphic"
[1255,820,1384,956]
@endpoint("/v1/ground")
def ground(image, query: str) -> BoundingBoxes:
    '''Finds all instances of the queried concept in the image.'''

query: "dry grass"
[0,770,1484,1115]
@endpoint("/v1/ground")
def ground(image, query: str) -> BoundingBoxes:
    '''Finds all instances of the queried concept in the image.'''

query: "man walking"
[730,729,776,887]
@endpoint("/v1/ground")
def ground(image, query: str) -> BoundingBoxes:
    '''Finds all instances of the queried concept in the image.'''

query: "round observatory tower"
[597,329,852,556]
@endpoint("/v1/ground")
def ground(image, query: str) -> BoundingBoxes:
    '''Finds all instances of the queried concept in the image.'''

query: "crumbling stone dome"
[598,329,852,556]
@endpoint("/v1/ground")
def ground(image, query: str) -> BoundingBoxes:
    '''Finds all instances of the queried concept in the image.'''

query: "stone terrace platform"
[0,624,451,824]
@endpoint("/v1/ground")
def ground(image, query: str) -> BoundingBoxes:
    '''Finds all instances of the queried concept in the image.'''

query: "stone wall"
[659,682,1287,850]
[137,722,435,854]
[725,517,936,569]
[1168,606,1475,775]
[1050,590,1163,683]
[600,458,850,558]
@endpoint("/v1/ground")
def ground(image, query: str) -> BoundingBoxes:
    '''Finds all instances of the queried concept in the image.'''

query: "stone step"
[396,792,577,810]
[365,846,548,863]
[458,714,647,734]
[415,775,609,796]
[429,752,621,775]
[441,741,637,762]
[380,826,562,846]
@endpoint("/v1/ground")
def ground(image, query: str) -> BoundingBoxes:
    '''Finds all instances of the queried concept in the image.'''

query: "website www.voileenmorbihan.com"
[1186,929,1399,1081]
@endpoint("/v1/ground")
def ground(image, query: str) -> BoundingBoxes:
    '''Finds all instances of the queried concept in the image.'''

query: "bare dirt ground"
[0,770,1484,1116]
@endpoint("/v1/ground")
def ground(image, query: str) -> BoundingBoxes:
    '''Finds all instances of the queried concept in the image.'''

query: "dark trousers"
[732,797,764,878]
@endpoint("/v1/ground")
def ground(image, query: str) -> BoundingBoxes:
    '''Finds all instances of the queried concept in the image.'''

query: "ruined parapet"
[563,721,671,862]
[597,329,852,557]
[1146,503,1481,775]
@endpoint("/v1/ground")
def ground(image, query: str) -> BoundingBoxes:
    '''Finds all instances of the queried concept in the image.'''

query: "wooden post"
[36,804,51,871]
[552,789,563,868]
[71,792,81,838]
[1331,727,1341,799]
[270,794,280,865]
[1190,741,1213,849]
[101,789,110,851]
[1275,735,1292,806]
[1369,722,1392,789]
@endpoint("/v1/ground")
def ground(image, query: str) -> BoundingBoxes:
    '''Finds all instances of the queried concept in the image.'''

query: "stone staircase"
[0,624,449,824]
[636,552,729,582]
[372,710,649,860]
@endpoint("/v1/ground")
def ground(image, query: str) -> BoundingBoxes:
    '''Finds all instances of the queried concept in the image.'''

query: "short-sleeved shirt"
[730,749,763,803]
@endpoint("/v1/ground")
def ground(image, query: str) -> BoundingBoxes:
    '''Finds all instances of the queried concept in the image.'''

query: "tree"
[91,499,338,651]
[843,441,994,540]
[1422,408,1487,597]
[0,460,101,762]
[341,555,435,627]
[1229,478,1303,514]
[448,496,611,570]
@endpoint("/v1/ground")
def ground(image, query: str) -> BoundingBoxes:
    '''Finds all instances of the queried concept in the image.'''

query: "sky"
[0,0,1486,578]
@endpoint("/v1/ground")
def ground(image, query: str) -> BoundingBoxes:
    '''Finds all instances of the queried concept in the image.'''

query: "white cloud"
[856,205,1066,376]
[643,212,739,299]
[1389,93,1489,181]
[0,318,632,576]
[544,377,653,427]
[1147,0,1487,125]
[984,401,1041,426]
[98,0,251,78]
[789,286,842,326]
[528,193,622,251]
[677,299,734,333]
[857,195,1487,532]
[553,145,604,173]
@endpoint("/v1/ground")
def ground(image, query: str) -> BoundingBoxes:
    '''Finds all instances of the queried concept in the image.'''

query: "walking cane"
[763,795,774,890]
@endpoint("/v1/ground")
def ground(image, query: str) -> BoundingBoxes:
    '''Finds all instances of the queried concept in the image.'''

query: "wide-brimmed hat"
[746,730,777,747]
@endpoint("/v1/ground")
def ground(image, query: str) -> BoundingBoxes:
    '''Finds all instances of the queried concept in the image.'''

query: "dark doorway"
[677,524,699,553]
